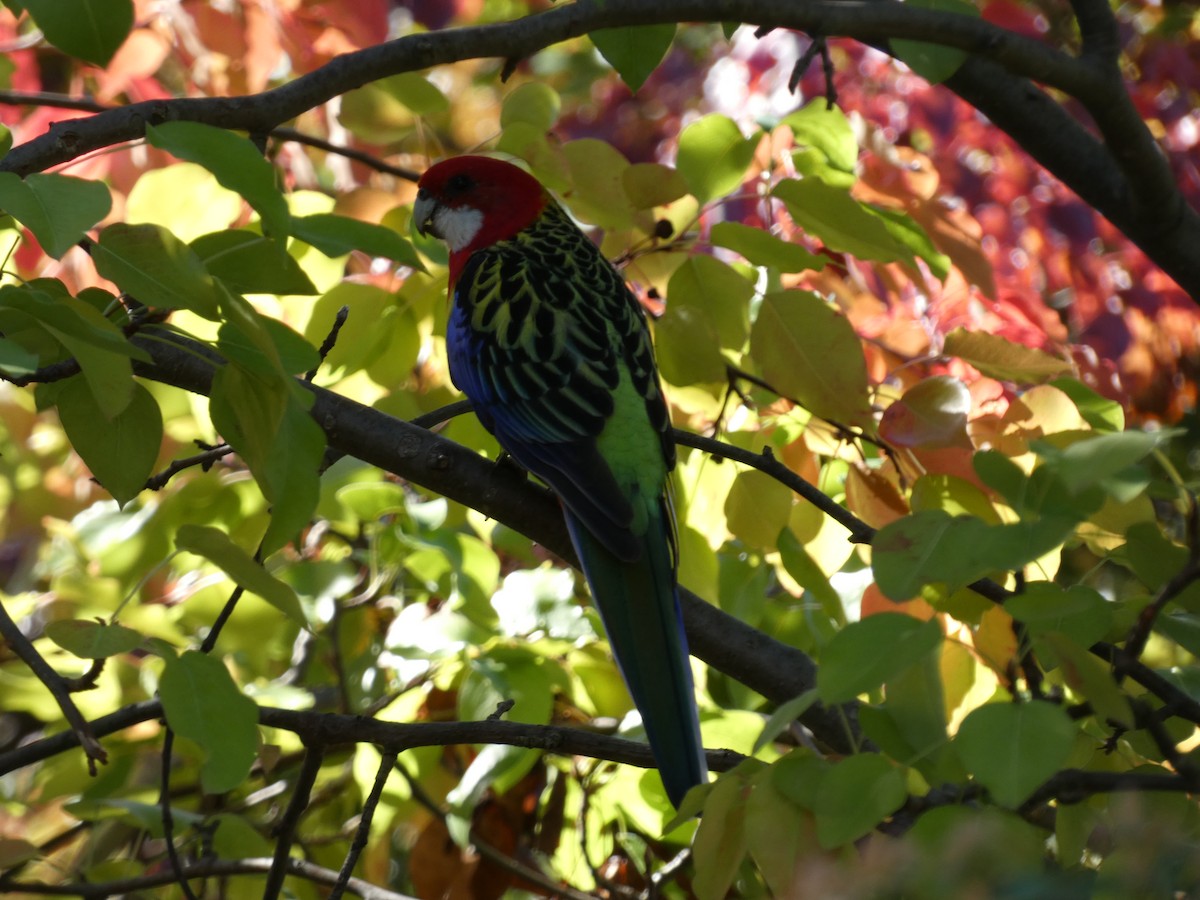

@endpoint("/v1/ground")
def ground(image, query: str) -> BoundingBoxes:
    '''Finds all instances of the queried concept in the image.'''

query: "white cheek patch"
[434,206,483,252]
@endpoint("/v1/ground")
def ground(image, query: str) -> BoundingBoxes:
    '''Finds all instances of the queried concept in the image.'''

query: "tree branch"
[0,600,107,773]
[2,0,1196,300]
[0,857,415,900]
[131,328,862,753]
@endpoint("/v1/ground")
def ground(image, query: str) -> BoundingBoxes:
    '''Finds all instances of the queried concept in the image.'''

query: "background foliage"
[0,0,1199,897]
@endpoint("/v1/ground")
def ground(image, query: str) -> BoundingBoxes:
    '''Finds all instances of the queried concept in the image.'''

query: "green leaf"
[0,124,12,159]
[590,24,676,93]
[378,72,449,116]
[692,770,749,899]
[191,230,318,295]
[1006,583,1112,650]
[562,139,636,230]
[209,362,286,470]
[458,647,556,726]
[666,255,752,352]
[126,163,243,243]
[1038,633,1133,728]
[954,702,1075,807]
[258,388,326,555]
[813,753,907,848]
[710,221,825,273]
[775,178,912,264]
[159,650,259,794]
[22,0,133,66]
[780,102,858,184]
[724,468,793,549]
[943,328,1073,383]
[750,290,875,431]
[872,510,1077,600]
[0,335,38,375]
[654,302,726,385]
[175,524,305,625]
[217,317,319,378]
[291,213,424,269]
[45,619,142,659]
[878,375,971,449]
[891,0,979,84]
[817,614,943,703]
[0,285,147,417]
[867,206,951,278]
[500,82,561,130]
[1049,377,1124,432]
[1033,430,1170,495]
[676,114,760,204]
[92,224,222,318]
[0,172,111,258]
[754,689,819,754]
[1155,613,1200,657]
[146,123,290,237]
[622,163,689,209]
[57,377,162,505]
[745,773,805,894]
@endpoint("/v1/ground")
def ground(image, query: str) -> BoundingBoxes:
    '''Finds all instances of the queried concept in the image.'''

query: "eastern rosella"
[414,155,707,806]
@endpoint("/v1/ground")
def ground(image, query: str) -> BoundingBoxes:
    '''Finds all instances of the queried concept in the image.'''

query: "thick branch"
[132,329,861,753]
[2,0,1195,300]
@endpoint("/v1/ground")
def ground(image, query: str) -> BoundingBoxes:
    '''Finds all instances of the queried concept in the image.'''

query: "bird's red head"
[414,156,549,281]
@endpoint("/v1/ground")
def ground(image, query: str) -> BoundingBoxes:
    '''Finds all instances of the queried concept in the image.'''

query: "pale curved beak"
[413,190,440,238]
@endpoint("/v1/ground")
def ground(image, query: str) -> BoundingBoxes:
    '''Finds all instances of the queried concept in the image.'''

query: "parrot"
[413,155,707,807]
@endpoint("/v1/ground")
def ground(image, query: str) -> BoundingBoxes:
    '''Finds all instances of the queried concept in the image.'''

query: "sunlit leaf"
[500,82,561,130]
[676,114,760,204]
[175,524,305,624]
[710,221,825,273]
[750,290,875,431]
[622,163,689,209]
[944,328,1073,383]
[775,178,912,264]
[780,102,858,182]
[147,123,290,237]
[879,375,971,448]
[125,163,242,244]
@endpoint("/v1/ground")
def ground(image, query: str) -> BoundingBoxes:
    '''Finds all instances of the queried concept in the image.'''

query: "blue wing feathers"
[447,202,707,805]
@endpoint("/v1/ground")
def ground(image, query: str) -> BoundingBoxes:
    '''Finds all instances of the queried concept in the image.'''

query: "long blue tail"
[565,509,707,807]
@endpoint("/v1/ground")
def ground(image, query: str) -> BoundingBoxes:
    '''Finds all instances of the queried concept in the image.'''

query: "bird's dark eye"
[416,187,430,201]
[446,173,474,194]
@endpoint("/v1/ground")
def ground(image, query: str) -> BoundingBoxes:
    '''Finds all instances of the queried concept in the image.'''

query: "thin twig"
[160,729,203,900]
[146,443,234,491]
[329,751,398,900]
[0,857,416,899]
[263,745,327,900]
[306,304,351,382]
[0,600,107,772]
[271,128,420,181]
[1118,495,1200,681]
